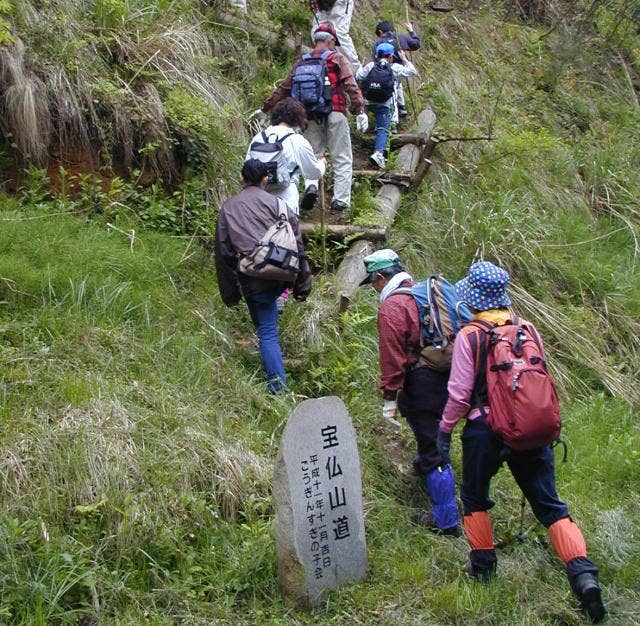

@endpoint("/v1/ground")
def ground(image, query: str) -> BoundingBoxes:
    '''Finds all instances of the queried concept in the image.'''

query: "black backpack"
[362,61,395,103]
[316,0,337,10]
[291,51,334,120]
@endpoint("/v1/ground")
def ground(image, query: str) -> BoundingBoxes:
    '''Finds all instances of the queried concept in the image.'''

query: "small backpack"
[316,0,337,9]
[361,60,395,103]
[248,130,297,191]
[395,276,473,371]
[238,199,302,282]
[291,51,334,120]
[470,317,562,451]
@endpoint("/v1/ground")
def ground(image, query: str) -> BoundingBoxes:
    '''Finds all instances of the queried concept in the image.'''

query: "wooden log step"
[352,170,414,187]
[300,223,387,240]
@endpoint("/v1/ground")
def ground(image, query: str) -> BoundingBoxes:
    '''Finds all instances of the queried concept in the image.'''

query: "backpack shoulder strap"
[275,197,289,220]
[467,319,495,333]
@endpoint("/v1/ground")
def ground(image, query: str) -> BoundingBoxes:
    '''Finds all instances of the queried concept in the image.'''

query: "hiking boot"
[301,185,318,213]
[330,200,349,215]
[571,573,606,623]
[412,512,461,537]
[398,104,409,117]
[465,559,495,583]
[369,151,386,169]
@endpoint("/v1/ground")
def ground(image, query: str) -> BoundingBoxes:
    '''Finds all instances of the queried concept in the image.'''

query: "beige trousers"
[311,0,360,73]
[304,111,353,207]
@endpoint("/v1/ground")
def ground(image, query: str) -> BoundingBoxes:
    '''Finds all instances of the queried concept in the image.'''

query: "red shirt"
[378,283,420,399]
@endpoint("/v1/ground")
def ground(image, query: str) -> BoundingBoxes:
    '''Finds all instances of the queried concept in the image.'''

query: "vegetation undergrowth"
[0,1,639,624]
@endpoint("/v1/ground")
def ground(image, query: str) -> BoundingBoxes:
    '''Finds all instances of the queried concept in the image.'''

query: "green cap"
[360,249,402,285]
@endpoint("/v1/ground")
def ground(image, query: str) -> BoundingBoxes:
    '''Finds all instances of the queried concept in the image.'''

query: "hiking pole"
[319,176,328,273]
[516,493,527,542]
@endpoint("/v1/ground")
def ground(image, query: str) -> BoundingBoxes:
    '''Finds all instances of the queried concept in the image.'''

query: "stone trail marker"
[273,396,367,609]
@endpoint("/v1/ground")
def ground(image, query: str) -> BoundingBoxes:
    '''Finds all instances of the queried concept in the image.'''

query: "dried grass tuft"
[0,39,51,166]
[181,427,272,521]
[509,283,640,404]
[594,508,637,566]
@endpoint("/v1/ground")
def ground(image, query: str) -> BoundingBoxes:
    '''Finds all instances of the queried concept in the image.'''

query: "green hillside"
[0,1,639,624]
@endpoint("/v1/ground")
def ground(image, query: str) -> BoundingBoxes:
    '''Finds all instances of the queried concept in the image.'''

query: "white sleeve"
[394,61,417,79]
[291,135,326,180]
[356,62,372,81]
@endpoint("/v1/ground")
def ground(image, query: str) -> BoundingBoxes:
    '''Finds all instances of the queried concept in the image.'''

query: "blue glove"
[436,430,452,466]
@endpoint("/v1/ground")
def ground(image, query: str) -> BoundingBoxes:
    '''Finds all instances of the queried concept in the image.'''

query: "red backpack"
[470,317,561,451]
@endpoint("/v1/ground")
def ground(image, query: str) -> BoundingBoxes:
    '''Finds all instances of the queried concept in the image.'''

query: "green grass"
[0,1,639,624]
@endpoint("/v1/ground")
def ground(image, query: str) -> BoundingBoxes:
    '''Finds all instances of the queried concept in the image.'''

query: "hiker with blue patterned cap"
[436,260,606,622]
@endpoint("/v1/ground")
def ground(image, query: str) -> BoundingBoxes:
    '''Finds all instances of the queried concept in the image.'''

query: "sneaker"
[369,151,386,169]
[330,200,349,215]
[572,573,606,623]
[301,185,318,212]
[398,104,409,117]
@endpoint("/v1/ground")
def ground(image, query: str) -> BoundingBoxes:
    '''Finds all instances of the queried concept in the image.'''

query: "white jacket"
[356,59,417,107]
[246,125,325,214]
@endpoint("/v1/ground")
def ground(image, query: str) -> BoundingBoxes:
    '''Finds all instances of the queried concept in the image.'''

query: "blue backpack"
[291,51,333,120]
[395,275,473,371]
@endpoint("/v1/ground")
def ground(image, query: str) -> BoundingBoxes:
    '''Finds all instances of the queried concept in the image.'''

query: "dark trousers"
[460,418,568,526]
[462,418,599,582]
[398,367,449,474]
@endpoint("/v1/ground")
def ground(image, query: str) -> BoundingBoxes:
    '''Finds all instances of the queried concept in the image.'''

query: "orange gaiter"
[463,512,494,550]
[548,517,588,564]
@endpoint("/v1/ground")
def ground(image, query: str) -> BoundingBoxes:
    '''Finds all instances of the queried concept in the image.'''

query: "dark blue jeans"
[460,418,569,527]
[367,103,392,153]
[243,288,287,393]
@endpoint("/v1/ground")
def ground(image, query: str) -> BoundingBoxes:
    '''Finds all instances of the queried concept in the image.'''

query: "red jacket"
[263,48,364,116]
[377,282,420,400]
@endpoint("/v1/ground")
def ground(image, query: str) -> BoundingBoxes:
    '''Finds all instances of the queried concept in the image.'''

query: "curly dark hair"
[270,97,308,130]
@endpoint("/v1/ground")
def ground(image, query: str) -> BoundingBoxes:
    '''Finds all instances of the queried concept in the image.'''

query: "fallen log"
[335,241,375,313]
[334,107,437,310]
[353,170,414,187]
[300,223,387,240]
[390,133,430,148]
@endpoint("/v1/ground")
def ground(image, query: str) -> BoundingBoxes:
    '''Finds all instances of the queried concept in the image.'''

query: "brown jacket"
[263,48,365,115]
[215,185,312,306]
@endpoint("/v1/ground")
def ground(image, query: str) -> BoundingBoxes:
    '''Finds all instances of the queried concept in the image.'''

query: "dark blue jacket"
[372,30,421,64]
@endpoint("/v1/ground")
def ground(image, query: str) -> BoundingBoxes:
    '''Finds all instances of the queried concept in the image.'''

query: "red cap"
[313,22,341,46]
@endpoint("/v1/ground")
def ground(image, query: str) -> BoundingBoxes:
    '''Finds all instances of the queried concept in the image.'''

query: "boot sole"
[581,586,605,623]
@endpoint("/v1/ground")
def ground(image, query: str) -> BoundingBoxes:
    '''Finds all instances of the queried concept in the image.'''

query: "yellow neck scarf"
[472,308,512,326]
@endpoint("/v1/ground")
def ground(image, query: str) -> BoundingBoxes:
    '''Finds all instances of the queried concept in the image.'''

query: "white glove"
[382,400,402,431]
[248,108,267,124]
[356,112,369,133]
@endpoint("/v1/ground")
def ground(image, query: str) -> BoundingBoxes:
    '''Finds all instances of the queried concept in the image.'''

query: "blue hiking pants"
[243,287,287,393]
[367,103,392,154]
